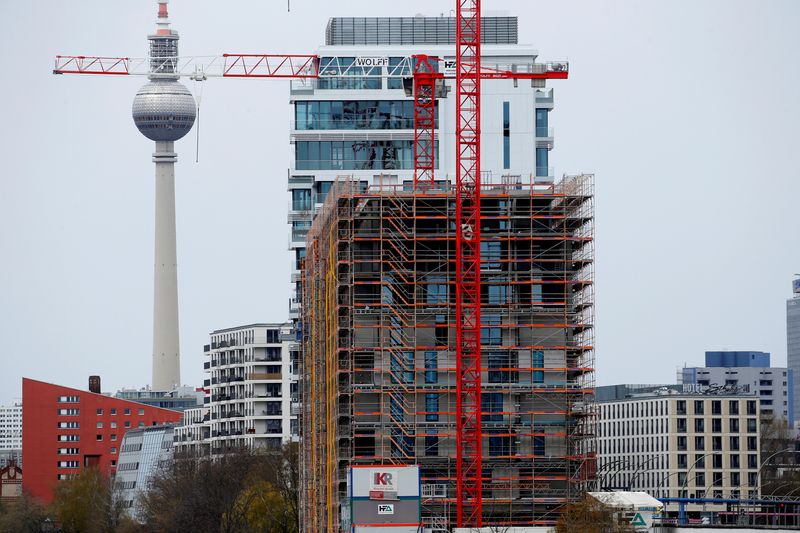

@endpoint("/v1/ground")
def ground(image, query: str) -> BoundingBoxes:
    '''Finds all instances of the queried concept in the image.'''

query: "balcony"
[249,372,283,381]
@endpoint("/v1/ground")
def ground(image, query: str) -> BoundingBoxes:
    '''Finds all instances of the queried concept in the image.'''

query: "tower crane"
[53,0,568,527]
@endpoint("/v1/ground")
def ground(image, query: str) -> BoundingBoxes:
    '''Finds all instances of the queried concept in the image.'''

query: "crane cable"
[194,80,204,163]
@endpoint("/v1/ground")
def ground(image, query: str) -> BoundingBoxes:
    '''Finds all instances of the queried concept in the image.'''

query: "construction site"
[302,174,596,530]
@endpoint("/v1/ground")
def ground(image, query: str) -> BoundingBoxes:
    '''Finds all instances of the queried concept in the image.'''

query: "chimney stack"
[88,375,101,394]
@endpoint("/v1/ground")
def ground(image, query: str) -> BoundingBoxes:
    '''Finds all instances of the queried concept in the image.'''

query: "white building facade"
[175,323,298,456]
[597,387,761,515]
[0,402,22,468]
[114,425,175,520]
[287,15,559,318]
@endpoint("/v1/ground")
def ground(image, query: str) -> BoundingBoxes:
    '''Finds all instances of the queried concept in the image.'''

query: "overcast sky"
[1,1,798,404]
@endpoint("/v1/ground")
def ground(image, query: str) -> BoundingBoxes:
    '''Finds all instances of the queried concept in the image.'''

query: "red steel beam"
[412,55,443,191]
[455,0,483,528]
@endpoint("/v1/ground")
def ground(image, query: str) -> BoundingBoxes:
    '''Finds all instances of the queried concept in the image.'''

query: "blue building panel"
[705,351,770,368]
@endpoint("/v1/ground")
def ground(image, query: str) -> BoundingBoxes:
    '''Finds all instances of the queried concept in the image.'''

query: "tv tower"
[131,0,196,391]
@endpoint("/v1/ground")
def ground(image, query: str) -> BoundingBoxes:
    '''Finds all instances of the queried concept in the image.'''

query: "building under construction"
[301,174,596,530]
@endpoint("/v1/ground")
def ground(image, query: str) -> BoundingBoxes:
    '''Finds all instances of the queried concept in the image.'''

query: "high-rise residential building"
[678,351,793,422]
[293,15,589,531]
[195,323,299,455]
[0,402,22,469]
[114,424,176,520]
[22,377,182,503]
[788,277,800,430]
[596,384,762,518]
[173,406,210,456]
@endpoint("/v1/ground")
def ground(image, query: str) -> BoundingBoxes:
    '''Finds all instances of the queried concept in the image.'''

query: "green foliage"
[51,467,120,533]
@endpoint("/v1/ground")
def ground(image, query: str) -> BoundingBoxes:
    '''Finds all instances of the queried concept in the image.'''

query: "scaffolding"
[301,174,596,531]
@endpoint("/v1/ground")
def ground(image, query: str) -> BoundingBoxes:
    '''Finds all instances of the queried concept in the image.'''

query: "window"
[677,472,688,486]
[58,396,80,403]
[694,418,704,432]
[711,400,721,415]
[677,454,688,469]
[96,434,103,441]
[694,454,705,468]
[503,102,510,169]
[291,189,311,211]
[481,393,503,422]
[747,436,757,451]
[535,147,549,177]
[138,409,145,416]
[424,432,439,457]
[295,140,427,171]
[57,461,79,468]
[746,401,757,415]
[426,277,447,304]
[124,421,131,428]
[694,436,705,450]
[712,472,723,486]
[677,436,687,451]
[424,351,438,384]
[532,350,544,384]
[748,472,758,486]
[730,436,740,451]
[533,436,545,456]
[488,430,513,457]
[57,422,79,429]
[694,401,705,415]
[480,242,502,271]
[696,472,706,487]
[488,352,517,383]
[730,454,740,468]
[747,454,758,469]
[712,437,722,451]
[747,418,757,433]
[481,315,502,345]
[111,447,117,454]
[96,408,103,415]
[711,418,722,433]
[677,418,687,433]
[712,454,723,469]
[676,400,686,415]
[57,435,80,442]
[535,108,549,137]
[111,434,117,441]
[124,409,130,416]
[110,422,117,429]
[425,393,439,422]
[729,400,739,415]
[729,419,739,432]
[110,408,117,415]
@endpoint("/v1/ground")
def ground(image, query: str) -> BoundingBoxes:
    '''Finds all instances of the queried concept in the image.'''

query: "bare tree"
[554,495,635,533]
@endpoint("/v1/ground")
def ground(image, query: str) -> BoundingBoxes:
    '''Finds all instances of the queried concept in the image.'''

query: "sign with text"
[355,56,389,68]
[377,504,395,515]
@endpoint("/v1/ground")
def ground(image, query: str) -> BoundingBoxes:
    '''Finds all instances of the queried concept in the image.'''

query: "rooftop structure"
[301,175,595,530]
[678,351,793,422]
[114,386,203,412]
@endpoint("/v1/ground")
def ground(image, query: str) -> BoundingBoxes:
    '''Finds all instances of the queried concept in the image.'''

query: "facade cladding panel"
[22,378,182,503]
[325,17,518,46]
[114,425,175,519]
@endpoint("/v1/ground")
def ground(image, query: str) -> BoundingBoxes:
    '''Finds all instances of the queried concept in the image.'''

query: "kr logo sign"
[370,469,398,491]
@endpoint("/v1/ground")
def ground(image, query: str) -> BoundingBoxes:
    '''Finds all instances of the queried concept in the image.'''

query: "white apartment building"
[287,15,560,320]
[0,402,22,468]
[177,323,298,456]
[597,386,761,515]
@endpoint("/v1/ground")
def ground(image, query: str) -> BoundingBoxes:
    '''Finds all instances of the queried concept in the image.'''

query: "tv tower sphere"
[132,81,196,142]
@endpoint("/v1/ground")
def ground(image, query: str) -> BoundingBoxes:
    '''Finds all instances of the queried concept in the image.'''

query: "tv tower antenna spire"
[131,0,196,391]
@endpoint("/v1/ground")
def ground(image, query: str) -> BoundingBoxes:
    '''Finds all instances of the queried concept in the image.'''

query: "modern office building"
[294,15,588,531]
[678,351,793,422]
[21,377,182,503]
[114,424,175,520]
[596,384,762,517]
[788,277,800,430]
[0,402,22,469]
[199,323,298,455]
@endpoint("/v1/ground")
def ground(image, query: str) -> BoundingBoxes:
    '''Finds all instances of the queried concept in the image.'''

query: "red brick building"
[22,378,182,503]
